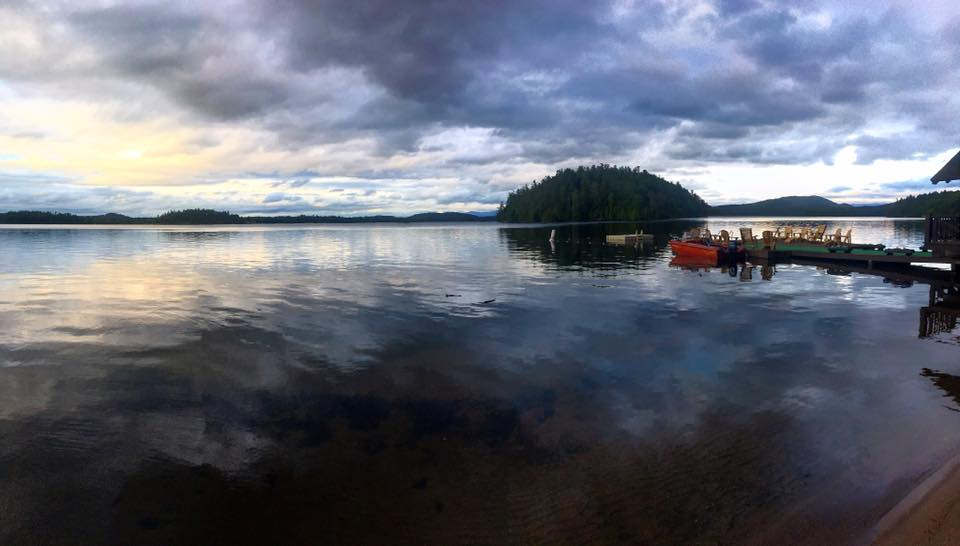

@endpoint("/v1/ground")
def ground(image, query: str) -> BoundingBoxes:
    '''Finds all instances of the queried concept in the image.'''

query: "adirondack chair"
[782,226,795,242]
[718,229,730,243]
[739,227,759,245]
[813,224,827,242]
[842,229,852,244]
[703,229,714,242]
[826,228,842,244]
[762,230,777,250]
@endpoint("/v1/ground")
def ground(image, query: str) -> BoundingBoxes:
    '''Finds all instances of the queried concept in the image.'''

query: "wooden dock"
[606,233,654,245]
[924,216,960,259]
[744,242,960,274]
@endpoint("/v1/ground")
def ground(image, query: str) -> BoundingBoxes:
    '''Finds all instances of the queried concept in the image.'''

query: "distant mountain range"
[710,192,960,217]
[711,195,864,216]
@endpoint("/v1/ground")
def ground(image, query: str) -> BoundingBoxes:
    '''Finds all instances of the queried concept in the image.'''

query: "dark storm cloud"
[65,4,290,120]
[263,0,603,107]
[733,10,872,80]
[620,66,825,128]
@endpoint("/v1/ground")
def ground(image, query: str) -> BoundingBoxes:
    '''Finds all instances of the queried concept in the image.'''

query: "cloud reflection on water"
[0,221,958,544]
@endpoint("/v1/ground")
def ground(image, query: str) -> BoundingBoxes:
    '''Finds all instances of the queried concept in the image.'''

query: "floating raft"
[606,233,654,245]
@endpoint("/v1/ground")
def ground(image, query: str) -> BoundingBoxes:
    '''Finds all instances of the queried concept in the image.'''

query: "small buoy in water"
[549,229,556,242]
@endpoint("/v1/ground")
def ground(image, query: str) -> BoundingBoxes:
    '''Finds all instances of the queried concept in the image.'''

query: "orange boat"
[669,239,744,264]
[669,240,720,261]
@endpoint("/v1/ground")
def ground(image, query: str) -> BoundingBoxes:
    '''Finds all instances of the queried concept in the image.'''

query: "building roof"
[932,149,960,183]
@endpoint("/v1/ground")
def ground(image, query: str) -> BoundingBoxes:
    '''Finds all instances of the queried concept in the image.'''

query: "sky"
[0,0,958,216]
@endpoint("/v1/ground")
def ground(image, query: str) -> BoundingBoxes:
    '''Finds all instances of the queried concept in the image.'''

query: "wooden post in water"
[549,229,556,242]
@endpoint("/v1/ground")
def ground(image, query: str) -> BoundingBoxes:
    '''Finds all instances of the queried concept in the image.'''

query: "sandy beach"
[874,455,960,545]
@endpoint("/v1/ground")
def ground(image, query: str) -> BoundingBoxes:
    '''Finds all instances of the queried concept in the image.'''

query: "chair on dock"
[782,227,795,242]
[718,230,730,243]
[842,229,852,245]
[739,228,759,246]
[826,228,842,244]
[703,229,714,243]
[762,230,777,250]
[813,224,827,242]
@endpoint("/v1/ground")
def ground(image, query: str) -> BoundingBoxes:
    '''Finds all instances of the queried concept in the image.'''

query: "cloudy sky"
[0,0,958,216]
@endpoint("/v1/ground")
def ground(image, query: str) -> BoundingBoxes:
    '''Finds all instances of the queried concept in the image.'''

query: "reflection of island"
[500,222,700,270]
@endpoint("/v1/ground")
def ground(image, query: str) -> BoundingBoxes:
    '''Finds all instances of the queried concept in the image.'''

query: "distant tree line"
[496,165,710,223]
[882,190,960,217]
[155,209,242,224]
[245,212,491,224]
[0,209,494,225]
[0,211,146,224]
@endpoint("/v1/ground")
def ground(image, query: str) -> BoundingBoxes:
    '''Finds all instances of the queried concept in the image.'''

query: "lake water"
[1,218,959,544]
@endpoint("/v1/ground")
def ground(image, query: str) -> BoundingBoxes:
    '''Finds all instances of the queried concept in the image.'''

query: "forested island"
[496,165,709,222]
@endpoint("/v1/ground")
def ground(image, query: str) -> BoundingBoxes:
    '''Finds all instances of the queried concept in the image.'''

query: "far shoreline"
[0,215,928,228]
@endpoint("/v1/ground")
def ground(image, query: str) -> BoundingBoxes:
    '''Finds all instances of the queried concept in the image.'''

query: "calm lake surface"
[1,218,959,544]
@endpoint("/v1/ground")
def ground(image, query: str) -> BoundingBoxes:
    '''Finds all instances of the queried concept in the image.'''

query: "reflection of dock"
[789,258,957,285]
[920,285,960,339]
[672,253,960,342]
[798,263,960,342]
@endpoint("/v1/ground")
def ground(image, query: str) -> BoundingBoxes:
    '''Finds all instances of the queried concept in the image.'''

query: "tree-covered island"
[496,165,710,222]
